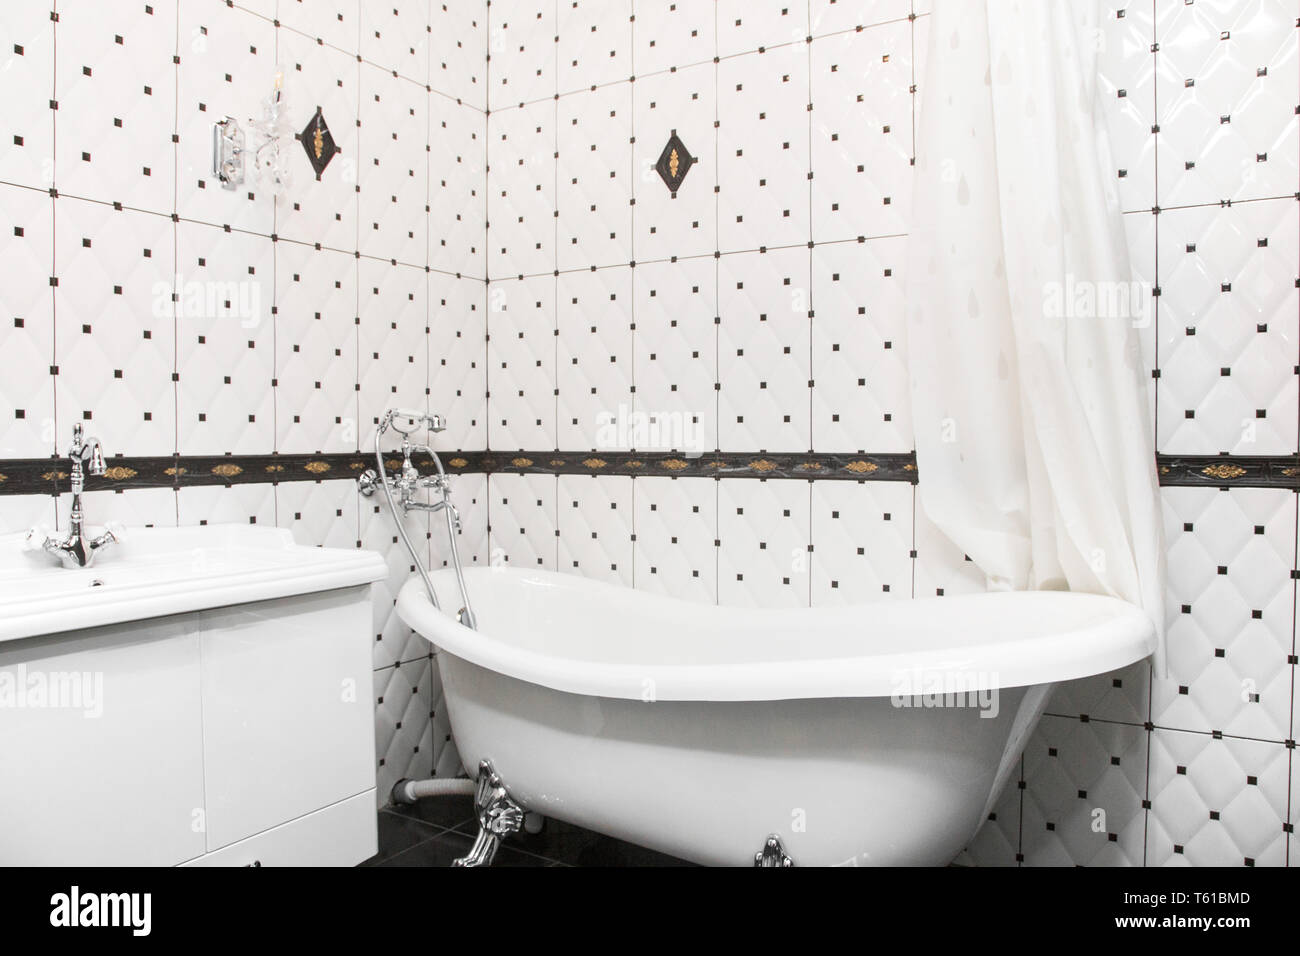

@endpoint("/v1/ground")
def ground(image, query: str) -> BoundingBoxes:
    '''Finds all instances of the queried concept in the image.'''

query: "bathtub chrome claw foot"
[452,759,526,867]
[754,834,794,867]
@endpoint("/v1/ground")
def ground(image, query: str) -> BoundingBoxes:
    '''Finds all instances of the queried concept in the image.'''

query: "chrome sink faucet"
[37,423,117,568]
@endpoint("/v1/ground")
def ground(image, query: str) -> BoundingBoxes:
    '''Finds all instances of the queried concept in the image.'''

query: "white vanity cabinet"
[0,525,387,867]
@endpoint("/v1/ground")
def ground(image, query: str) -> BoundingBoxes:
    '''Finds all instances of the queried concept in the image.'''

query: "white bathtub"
[397,567,1154,866]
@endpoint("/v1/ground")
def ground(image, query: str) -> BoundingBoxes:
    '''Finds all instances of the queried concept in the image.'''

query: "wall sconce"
[212,116,244,190]
[247,66,292,199]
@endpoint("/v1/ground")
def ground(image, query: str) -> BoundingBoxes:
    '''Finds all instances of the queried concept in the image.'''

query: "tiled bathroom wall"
[1,0,1296,867]
[0,0,489,804]
[481,1,1298,866]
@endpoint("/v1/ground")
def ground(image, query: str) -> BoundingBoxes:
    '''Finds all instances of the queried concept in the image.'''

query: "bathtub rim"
[395,568,1156,703]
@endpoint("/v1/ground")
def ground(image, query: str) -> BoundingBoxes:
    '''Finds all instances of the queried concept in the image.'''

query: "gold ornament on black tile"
[297,106,340,180]
[655,130,695,195]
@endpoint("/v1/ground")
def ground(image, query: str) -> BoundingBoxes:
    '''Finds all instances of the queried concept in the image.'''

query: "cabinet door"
[0,616,207,866]
[199,585,376,851]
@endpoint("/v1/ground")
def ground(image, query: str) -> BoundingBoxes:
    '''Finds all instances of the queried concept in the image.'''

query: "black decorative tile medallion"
[655,130,694,195]
[297,105,340,180]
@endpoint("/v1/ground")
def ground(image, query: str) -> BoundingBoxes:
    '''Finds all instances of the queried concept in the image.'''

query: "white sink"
[0,524,387,643]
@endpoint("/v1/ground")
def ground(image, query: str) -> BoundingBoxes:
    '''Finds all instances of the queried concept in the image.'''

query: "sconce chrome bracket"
[754,834,794,867]
[452,759,526,868]
[212,116,245,190]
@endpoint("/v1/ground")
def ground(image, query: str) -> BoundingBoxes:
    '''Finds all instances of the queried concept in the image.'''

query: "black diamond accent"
[296,106,339,180]
[654,130,694,195]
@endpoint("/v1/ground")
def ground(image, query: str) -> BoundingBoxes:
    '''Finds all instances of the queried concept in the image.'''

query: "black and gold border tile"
[0,451,1297,496]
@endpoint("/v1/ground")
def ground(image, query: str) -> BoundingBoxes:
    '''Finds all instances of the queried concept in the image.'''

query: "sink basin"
[0,524,387,644]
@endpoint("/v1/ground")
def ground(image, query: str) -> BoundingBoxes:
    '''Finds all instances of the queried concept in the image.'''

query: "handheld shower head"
[384,408,446,435]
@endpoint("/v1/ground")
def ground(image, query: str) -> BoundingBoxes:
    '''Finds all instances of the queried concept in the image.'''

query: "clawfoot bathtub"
[396,568,1154,867]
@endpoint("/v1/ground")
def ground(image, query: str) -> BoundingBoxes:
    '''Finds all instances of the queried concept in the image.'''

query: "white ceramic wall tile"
[54,201,176,457]
[632,474,718,604]
[1098,2,1157,214]
[809,23,913,243]
[78,486,177,530]
[359,66,428,265]
[717,477,810,607]
[1155,0,1298,207]
[0,6,54,190]
[275,477,359,550]
[557,268,633,449]
[431,1,487,107]
[177,481,276,527]
[274,28,360,253]
[1049,659,1152,729]
[430,98,486,277]
[633,0,715,76]
[360,0,429,81]
[433,472,489,569]
[0,184,55,457]
[487,472,557,570]
[810,480,913,604]
[274,242,358,453]
[374,657,434,808]
[631,256,716,453]
[360,491,434,669]
[558,0,631,94]
[557,84,633,270]
[716,1,808,59]
[558,473,633,586]
[487,99,556,277]
[1020,715,1149,867]
[487,275,556,449]
[1156,199,1298,454]
[279,0,360,55]
[960,773,1023,867]
[810,237,910,452]
[810,0,911,37]
[487,0,555,109]
[630,63,716,262]
[717,51,810,251]
[175,221,275,454]
[54,0,176,214]
[429,276,487,449]
[1146,728,1290,867]
[176,2,278,234]
[358,258,428,437]
[1158,486,1296,742]
[428,652,463,778]
[717,247,811,452]
[0,493,55,537]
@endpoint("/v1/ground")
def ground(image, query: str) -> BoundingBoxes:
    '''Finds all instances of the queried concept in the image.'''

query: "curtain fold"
[904,0,1166,673]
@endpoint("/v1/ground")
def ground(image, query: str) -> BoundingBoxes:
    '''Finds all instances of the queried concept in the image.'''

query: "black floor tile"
[378,829,554,868]
[386,791,477,831]
[454,815,693,867]
[358,809,444,866]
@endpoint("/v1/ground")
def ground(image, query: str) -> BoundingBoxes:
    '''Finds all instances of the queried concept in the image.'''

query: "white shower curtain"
[904,0,1166,672]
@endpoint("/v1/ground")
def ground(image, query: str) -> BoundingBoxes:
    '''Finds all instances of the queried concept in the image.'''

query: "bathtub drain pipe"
[391,777,476,804]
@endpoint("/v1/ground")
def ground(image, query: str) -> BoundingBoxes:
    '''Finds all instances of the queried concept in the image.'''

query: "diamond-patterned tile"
[557,268,633,449]
[717,247,811,452]
[54,0,176,214]
[633,475,718,604]
[1021,715,1148,867]
[0,184,54,458]
[717,477,810,607]
[1146,728,1289,867]
[558,473,633,586]
[487,275,555,449]
[810,479,913,604]
[487,471,557,570]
